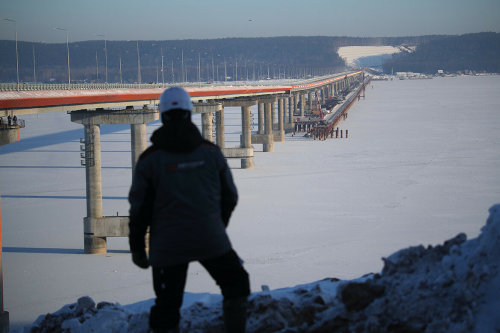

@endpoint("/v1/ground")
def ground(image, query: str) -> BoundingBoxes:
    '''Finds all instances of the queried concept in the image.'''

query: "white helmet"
[159,87,193,113]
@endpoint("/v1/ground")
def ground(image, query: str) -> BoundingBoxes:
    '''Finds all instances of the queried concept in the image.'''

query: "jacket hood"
[150,120,203,153]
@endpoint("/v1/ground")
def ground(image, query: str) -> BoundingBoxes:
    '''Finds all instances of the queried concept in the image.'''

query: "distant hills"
[4,33,497,83]
[382,32,500,74]
[3,33,496,83]
[0,35,449,84]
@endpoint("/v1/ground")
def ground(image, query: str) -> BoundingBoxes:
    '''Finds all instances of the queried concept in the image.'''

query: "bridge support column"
[258,103,264,134]
[275,99,285,141]
[264,102,274,152]
[283,97,293,133]
[201,113,213,142]
[292,93,297,118]
[194,102,223,144]
[131,124,147,175]
[308,91,313,110]
[71,108,158,254]
[241,106,254,169]
[283,98,288,122]
[216,107,225,148]
[219,99,256,168]
[83,123,105,254]
[271,101,276,130]
[0,128,18,147]
[300,94,305,117]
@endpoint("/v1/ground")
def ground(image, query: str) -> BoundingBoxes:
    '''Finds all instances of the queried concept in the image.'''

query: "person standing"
[128,87,250,333]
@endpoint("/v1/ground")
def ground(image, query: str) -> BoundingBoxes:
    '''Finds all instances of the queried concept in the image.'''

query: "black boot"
[223,297,248,333]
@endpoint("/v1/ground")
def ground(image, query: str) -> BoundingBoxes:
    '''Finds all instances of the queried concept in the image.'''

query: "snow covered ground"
[338,46,401,67]
[1,75,500,331]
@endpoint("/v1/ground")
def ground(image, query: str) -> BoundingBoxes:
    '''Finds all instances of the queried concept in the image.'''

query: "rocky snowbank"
[19,204,500,333]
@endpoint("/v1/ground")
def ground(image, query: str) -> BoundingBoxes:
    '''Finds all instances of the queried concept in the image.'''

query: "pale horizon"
[1,0,499,43]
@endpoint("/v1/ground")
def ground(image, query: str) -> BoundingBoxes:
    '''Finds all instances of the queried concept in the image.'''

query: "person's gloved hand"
[132,251,149,269]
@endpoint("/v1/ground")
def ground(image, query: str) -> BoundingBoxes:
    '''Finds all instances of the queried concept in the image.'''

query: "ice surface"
[1,75,500,331]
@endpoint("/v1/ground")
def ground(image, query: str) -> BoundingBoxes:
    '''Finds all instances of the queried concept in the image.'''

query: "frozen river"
[1,75,499,330]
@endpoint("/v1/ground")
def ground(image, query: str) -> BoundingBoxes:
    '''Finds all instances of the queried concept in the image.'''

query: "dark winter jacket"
[128,117,238,267]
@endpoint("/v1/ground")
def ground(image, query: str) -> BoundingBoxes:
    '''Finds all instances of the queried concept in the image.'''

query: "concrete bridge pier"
[258,103,264,134]
[300,93,305,117]
[283,97,293,133]
[286,97,288,122]
[275,99,285,141]
[0,119,25,146]
[71,107,158,254]
[216,107,225,148]
[308,91,313,110]
[194,102,222,144]
[83,123,105,253]
[217,99,256,168]
[201,112,213,142]
[291,93,298,119]
[0,128,18,147]
[130,124,147,175]
[264,101,274,152]
[251,97,275,152]
[271,101,275,126]
[240,105,254,169]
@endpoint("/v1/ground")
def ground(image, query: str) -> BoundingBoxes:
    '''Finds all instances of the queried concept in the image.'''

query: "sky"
[1,0,499,43]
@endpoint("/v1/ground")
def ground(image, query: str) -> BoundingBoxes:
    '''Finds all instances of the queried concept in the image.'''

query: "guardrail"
[0,71,357,92]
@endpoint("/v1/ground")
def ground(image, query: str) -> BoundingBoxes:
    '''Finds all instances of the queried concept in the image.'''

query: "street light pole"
[137,42,141,84]
[33,44,36,84]
[161,47,165,86]
[54,27,70,88]
[181,50,184,84]
[119,54,122,84]
[94,34,107,87]
[0,18,19,91]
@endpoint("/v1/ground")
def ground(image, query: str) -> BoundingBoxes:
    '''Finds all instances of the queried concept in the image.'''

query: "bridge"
[0,70,366,254]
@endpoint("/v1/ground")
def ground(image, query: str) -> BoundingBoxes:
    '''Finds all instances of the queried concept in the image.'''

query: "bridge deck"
[0,71,361,115]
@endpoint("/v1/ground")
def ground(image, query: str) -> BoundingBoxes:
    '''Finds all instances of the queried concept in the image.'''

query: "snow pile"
[20,204,500,333]
[337,46,400,67]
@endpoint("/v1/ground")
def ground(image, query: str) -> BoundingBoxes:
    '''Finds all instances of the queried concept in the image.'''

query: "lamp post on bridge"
[54,27,71,88]
[0,18,19,91]
[32,41,43,84]
[94,34,107,88]
[161,47,165,86]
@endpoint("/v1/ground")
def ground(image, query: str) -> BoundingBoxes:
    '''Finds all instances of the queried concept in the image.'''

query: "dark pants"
[150,249,250,330]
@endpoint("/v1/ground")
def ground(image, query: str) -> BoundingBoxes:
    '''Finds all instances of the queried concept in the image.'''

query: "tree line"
[0,35,451,83]
[382,32,500,74]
